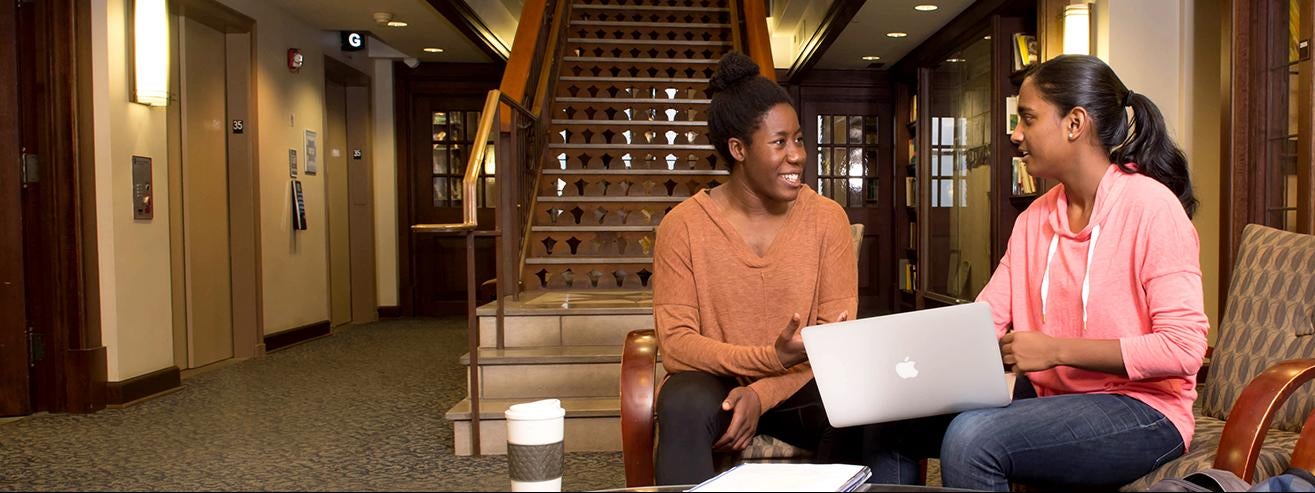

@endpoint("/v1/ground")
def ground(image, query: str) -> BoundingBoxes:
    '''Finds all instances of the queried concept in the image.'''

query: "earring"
[1068,132,1074,139]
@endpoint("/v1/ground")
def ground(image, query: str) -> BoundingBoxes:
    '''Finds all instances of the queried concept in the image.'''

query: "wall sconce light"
[131,0,169,106]
[1063,2,1092,55]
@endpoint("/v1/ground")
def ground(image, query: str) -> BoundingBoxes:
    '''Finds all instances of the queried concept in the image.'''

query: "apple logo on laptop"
[896,357,919,379]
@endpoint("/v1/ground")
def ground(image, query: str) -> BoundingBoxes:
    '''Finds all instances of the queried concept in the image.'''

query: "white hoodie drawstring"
[1040,225,1100,332]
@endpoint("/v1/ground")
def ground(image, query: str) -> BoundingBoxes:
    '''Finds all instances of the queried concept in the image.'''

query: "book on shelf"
[689,463,872,492]
[1012,33,1038,71]
[909,221,918,250]
[898,259,909,292]
[1011,157,1037,195]
[1006,95,1020,134]
[910,95,918,123]
[898,259,918,293]
[905,177,917,207]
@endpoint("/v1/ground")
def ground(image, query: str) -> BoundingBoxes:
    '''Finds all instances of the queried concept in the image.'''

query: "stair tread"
[551,119,707,126]
[572,4,729,12]
[560,76,710,83]
[542,168,725,175]
[460,345,623,366]
[445,396,620,420]
[525,257,654,264]
[555,97,711,104]
[549,143,714,150]
[567,38,731,46]
[475,290,654,316]
[538,196,685,202]
[569,20,731,29]
[533,225,656,232]
[563,56,720,64]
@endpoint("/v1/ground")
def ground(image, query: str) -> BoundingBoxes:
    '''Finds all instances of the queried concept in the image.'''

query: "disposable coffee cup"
[505,398,566,492]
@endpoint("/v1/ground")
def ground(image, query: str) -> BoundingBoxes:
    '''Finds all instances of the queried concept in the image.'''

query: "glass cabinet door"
[925,33,994,302]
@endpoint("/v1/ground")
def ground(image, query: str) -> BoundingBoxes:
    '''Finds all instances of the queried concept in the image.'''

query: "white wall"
[91,0,175,381]
[1094,0,1223,339]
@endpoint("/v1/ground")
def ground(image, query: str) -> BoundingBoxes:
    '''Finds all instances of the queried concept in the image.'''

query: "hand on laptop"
[1000,331,1061,373]
[715,387,762,451]
[775,311,848,369]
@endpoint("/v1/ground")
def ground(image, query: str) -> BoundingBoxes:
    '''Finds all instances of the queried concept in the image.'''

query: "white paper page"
[688,463,868,492]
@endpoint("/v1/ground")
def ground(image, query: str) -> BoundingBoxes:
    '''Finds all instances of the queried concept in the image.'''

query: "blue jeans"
[863,378,1186,491]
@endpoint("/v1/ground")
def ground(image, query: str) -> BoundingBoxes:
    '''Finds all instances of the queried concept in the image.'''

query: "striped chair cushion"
[712,435,815,471]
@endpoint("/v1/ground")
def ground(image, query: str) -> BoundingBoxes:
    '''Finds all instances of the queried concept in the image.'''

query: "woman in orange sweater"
[651,52,858,485]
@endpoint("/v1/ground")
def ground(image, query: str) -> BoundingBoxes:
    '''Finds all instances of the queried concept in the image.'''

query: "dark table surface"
[595,484,978,492]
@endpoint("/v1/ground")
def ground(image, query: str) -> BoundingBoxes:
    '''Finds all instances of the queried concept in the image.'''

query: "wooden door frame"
[13,0,106,414]
[0,0,30,416]
[1219,0,1315,294]
[785,68,895,315]
[169,0,261,367]
[393,62,502,316]
[323,56,377,325]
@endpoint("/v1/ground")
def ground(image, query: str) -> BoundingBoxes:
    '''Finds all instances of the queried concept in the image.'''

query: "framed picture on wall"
[304,129,318,175]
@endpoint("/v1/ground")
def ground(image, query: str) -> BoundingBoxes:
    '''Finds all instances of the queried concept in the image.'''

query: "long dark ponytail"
[1026,55,1198,217]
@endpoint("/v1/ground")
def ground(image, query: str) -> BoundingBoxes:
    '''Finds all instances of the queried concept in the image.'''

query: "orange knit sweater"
[653,186,858,410]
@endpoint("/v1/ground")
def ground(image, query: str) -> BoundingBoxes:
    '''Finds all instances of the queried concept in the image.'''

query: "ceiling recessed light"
[862,56,881,61]
[914,4,939,11]
[946,58,966,63]
[386,20,408,27]
[984,35,992,40]
[886,32,908,38]
[423,47,444,53]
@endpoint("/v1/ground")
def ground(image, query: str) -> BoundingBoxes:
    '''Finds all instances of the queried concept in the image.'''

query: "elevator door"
[180,17,233,368]
[326,81,351,326]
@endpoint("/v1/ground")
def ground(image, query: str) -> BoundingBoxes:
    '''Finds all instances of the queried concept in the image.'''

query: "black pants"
[654,372,860,485]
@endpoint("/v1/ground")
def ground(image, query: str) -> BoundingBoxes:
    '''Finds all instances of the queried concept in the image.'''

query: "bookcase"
[892,10,1046,311]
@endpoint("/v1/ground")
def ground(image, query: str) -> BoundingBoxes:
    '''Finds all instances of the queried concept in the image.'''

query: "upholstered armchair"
[619,224,864,487]
[1120,224,1315,490]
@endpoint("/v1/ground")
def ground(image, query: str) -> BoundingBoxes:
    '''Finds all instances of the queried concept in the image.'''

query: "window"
[1264,0,1307,231]
[929,116,967,208]
[431,111,496,208]
[816,114,879,206]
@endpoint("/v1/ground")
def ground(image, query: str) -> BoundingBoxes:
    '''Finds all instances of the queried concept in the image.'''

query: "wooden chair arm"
[620,329,658,487]
[1214,359,1315,480]
[1289,407,1315,472]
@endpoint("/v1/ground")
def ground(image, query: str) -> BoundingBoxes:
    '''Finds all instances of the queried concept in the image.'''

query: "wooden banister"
[499,0,549,106]
[739,0,775,82]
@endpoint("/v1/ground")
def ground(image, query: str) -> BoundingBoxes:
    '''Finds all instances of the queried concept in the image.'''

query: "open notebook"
[688,463,872,492]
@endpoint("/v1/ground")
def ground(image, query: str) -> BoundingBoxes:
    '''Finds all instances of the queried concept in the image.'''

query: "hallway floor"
[0,318,624,491]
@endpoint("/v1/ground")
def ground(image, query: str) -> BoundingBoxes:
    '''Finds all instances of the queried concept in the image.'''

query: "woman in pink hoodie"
[864,55,1209,490]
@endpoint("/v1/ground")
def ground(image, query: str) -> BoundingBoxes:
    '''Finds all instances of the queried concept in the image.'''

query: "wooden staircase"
[525,0,733,291]
[444,0,768,456]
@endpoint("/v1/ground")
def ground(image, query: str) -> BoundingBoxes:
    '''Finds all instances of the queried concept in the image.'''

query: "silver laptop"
[801,302,1011,427]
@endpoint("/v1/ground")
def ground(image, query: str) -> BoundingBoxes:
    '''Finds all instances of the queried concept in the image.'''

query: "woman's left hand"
[1000,331,1062,373]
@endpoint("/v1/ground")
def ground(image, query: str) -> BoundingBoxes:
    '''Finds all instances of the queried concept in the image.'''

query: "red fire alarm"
[287,48,304,73]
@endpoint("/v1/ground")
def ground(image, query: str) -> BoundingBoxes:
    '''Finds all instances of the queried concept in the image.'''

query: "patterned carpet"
[0,318,625,491]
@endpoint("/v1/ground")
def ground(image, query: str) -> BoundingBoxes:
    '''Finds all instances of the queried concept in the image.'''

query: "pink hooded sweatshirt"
[977,164,1209,448]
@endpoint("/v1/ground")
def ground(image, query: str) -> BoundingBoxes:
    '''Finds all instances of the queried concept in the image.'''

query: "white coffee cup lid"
[505,398,566,421]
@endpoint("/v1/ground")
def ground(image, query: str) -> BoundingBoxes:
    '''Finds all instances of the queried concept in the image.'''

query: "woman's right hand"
[774,313,806,369]
[774,311,847,369]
